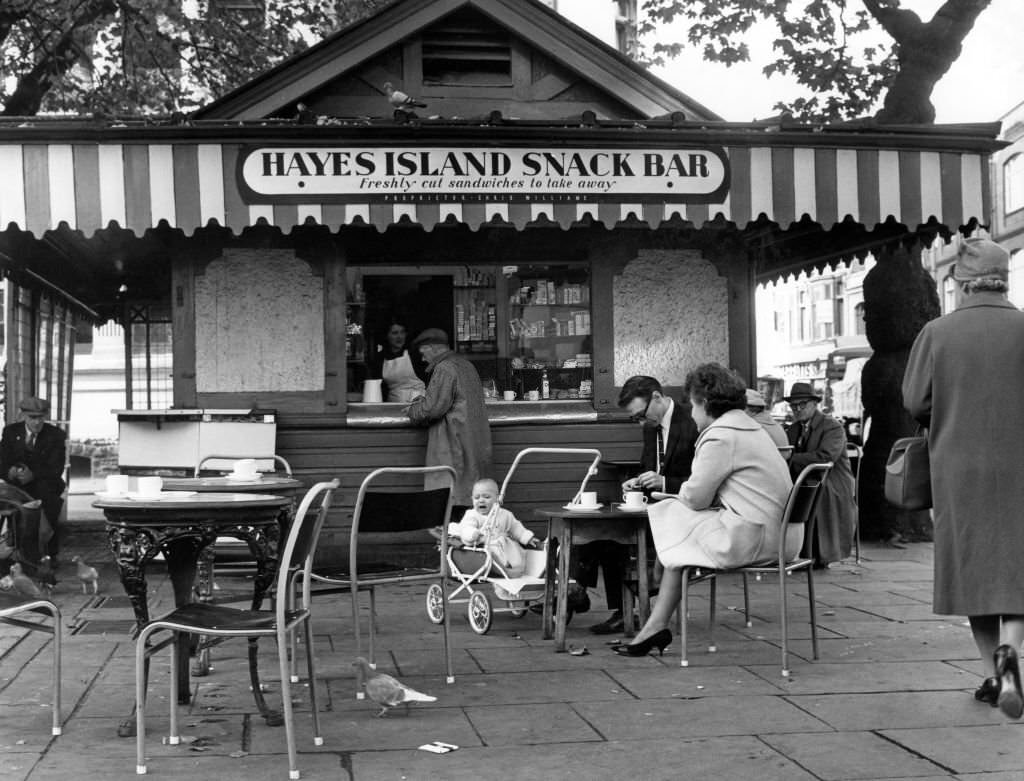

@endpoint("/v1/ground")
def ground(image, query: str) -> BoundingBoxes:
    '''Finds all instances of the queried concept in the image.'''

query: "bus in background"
[825,345,872,443]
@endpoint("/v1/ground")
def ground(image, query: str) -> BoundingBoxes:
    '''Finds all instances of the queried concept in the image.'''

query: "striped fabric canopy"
[0,139,990,236]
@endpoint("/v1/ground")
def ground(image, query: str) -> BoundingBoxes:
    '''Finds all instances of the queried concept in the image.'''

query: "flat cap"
[19,396,50,414]
[745,388,767,408]
[410,328,450,348]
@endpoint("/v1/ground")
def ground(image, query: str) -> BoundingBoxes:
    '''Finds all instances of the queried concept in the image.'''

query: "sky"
[644,0,1024,125]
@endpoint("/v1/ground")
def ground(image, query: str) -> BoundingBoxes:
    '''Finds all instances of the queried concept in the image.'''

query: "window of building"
[854,302,866,335]
[1010,249,1024,309]
[942,275,957,314]
[798,290,809,342]
[1005,154,1024,214]
[833,279,845,337]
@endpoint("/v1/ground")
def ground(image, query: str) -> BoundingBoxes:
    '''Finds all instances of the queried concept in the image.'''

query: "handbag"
[884,433,931,510]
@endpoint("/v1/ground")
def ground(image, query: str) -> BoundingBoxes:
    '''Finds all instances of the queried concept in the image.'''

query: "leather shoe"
[567,584,590,614]
[589,611,624,635]
[974,676,1000,706]
[995,644,1024,719]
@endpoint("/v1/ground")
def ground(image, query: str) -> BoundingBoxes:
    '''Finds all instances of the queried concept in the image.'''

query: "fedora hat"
[783,382,821,403]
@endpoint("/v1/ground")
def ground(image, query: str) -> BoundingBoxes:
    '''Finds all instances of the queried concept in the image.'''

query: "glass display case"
[504,263,592,400]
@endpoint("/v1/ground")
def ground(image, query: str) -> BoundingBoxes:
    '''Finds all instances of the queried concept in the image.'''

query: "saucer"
[614,503,648,512]
[93,491,127,500]
[125,491,198,501]
[227,473,261,481]
[563,503,604,512]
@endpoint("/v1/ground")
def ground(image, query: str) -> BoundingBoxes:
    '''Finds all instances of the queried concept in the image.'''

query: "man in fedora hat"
[0,396,67,559]
[784,382,855,565]
[405,328,492,516]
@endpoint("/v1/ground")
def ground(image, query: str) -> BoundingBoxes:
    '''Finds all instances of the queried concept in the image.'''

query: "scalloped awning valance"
[0,139,990,236]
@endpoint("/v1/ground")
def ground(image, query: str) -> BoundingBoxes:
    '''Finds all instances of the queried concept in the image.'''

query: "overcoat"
[902,292,1024,615]
[787,410,856,562]
[406,350,493,506]
[647,410,795,570]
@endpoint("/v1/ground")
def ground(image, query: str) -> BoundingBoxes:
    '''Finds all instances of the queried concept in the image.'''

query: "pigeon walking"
[9,562,42,598]
[352,657,436,717]
[72,555,99,594]
[384,82,427,110]
[36,555,57,594]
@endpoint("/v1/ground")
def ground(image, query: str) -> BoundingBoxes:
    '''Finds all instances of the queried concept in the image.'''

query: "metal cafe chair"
[133,479,339,780]
[676,462,833,677]
[289,466,456,695]
[845,442,863,563]
[0,592,62,736]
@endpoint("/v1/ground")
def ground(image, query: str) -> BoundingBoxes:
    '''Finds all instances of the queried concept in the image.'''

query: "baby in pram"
[450,478,540,577]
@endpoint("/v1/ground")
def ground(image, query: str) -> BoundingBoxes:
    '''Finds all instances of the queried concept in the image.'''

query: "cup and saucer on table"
[563,490,603,512]
[615,490,649,512]
[226,459,261,481]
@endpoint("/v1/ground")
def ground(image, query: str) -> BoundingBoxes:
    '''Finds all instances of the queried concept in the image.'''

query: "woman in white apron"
[375,322,426,403]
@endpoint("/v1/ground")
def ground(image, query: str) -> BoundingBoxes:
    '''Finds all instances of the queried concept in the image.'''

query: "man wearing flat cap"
[0,396,67,558]
[903,237,1024,712]
[785,382,856,564]
[405,328,492,514]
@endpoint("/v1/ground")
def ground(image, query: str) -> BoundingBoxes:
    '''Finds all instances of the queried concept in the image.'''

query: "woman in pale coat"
[614,363,793,657]
[902,237,1024,718]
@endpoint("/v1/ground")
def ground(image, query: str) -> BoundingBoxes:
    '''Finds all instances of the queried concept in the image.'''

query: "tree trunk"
[859,244,939,541]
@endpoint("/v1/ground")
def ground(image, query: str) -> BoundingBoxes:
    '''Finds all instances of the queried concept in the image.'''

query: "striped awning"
[0,140,990,236]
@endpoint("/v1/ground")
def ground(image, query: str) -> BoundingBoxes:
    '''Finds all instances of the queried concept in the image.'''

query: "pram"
[425,447,602,634]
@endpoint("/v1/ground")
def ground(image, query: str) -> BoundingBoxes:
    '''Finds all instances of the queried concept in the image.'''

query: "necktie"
[26,431,36,450]
[656,427,665,473]
[796,423,808,451]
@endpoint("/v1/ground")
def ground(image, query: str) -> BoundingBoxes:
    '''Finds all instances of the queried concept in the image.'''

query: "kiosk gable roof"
[195,0,721,122]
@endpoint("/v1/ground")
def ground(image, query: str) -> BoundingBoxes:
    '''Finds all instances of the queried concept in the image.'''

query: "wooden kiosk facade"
[0,0,1000,542]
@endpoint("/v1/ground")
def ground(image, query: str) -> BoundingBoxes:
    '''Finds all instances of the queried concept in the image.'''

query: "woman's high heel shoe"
[613,628,672,657]
[995,644,1024,719]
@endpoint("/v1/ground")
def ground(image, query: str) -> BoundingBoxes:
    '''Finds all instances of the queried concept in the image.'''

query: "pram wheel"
[425,583,445,624]
[467,591,492,634]
[508,603,528,618]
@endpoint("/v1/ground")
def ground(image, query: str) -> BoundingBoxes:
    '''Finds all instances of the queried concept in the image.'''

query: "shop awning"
[0,123,998,237]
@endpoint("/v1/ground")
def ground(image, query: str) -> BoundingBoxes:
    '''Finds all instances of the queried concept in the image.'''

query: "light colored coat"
[456,506,534,576]
[406,350,493,506]
[902,292,1024,615]
[648,410,796,570]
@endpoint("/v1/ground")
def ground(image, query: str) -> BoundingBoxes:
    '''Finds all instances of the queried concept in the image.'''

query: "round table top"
[93,492,291,509]
[161,475,304,493]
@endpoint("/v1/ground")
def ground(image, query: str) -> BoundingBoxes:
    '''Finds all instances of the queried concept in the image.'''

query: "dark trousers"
[571,540,626,613]
[24,483,63,557]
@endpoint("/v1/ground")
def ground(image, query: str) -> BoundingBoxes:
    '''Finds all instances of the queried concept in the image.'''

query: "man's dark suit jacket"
[0,421,67,517]
[639,399,699,493]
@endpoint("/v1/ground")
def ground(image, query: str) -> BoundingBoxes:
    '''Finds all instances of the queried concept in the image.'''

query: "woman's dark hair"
[682,363,747,418]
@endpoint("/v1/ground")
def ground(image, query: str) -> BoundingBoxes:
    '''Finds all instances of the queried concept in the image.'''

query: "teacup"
[503,390,516,401]
[575,491,599,508]
[622,490,648,509]
[231,458,259,480]
[137,476,163,497]
[105,474,131,496]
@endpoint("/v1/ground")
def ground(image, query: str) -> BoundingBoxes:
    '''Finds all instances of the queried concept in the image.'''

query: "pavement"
[3,525,1024,781]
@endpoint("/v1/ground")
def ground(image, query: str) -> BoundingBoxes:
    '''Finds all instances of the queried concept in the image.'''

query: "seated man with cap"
[744,388,790,451]
[785,382,856,565]
[0,396,67,559]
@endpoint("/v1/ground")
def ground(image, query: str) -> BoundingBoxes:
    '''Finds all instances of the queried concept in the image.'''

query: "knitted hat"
[952,237,1009,281]
[745,388,767,408]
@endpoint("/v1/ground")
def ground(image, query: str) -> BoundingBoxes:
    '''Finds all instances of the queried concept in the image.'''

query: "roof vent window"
[422,11,512,86]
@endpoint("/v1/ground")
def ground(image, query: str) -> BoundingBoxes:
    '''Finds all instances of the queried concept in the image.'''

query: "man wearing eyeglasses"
[575,375,699,634]
[785,382,856,566]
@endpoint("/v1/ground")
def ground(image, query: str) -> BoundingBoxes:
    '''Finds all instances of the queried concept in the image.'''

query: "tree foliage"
[638,0,992,123]
[0,0,385,116]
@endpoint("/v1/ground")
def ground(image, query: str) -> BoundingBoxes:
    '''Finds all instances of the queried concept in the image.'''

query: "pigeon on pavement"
[352,656,437,717]
[36,555,57,593]
[72,555,99,594]
[9,562,42,598]
[384,82,427,110]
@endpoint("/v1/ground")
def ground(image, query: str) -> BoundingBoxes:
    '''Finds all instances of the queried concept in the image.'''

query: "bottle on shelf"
[541,369,550,400]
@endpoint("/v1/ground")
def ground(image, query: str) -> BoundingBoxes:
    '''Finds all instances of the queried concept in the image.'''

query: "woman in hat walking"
[903,237,1024,718]
[785,382,856,564]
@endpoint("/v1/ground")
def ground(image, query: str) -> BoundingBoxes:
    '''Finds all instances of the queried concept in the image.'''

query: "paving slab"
[761,730,949,779]
[789,690,1008,730]
[880,724,1024,774]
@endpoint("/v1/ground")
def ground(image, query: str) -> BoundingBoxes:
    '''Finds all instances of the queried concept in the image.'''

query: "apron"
[382,350,426,402]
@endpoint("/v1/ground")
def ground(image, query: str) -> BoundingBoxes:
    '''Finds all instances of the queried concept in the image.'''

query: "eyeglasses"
[789,400,815,411]
[629,397,652,423]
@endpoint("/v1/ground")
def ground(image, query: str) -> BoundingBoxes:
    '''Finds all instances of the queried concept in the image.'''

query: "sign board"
[238,145,730,203]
